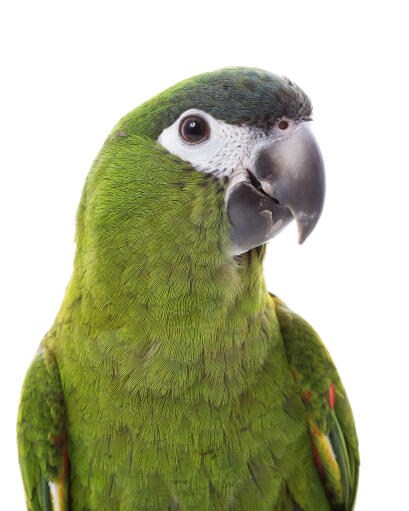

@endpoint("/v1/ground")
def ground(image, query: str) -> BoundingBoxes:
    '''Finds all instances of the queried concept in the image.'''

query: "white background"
[1,1,408,509]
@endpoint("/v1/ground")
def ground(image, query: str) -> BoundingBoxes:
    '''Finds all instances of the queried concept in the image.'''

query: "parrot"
[17,67,359,511]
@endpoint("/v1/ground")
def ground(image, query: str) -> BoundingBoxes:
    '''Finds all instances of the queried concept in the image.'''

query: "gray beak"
[254,123,325,244]
[227,123,325,254]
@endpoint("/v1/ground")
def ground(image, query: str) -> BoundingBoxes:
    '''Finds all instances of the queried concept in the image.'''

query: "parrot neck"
[57,246,277,403]
[54,138,278,403]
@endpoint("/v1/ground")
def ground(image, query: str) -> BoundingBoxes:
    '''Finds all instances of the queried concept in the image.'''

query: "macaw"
[17,67,359,511]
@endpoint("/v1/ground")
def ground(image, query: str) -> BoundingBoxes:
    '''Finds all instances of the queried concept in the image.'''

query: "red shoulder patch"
[328,383,335,409]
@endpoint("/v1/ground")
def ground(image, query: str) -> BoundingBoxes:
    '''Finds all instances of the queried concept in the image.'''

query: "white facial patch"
[157,109,300,200]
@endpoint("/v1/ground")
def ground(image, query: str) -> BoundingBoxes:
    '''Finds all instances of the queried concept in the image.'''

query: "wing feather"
[273,294,359,510]
[17,342,69,511]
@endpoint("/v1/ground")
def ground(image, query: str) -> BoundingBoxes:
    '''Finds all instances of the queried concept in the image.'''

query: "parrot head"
[80,67,325,266]
[154,68,325,254]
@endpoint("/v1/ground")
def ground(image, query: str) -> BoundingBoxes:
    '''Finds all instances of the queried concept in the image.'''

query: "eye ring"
[179,115,210,144]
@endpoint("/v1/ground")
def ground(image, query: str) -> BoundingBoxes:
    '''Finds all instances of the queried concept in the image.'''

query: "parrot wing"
[17,341,69,511]
[272,294,359,511]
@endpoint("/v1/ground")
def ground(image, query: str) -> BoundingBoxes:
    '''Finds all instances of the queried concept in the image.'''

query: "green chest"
[61,345,307,510]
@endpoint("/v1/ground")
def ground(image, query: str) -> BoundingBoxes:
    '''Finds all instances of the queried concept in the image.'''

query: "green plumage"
[17,68,359,510]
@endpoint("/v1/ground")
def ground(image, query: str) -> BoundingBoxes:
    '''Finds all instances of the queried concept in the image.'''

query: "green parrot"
[17,67,359,511]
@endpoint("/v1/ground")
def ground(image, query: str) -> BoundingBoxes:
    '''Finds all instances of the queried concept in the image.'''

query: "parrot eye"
[179,116,209,144]
[278,120,289,130]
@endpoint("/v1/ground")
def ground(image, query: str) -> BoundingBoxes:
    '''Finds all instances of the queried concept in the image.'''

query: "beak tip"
[297,221,316,245]
[295,207,323,246]
[297,232,307,245]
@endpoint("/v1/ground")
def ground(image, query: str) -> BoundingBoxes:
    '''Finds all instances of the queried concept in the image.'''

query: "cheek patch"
[157,109,276,179]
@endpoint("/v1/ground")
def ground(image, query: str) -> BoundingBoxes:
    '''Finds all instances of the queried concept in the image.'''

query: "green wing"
[17,341,69,511]
[273,295,359,511]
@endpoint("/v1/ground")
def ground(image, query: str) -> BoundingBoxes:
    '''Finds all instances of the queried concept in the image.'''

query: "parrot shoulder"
[17,340,68,511]
[271,294,359,511]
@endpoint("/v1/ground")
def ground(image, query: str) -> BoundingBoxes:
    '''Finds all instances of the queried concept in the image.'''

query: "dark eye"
[179,115,209,144]
[278,120,289,130]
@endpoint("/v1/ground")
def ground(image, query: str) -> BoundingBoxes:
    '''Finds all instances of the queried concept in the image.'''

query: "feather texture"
[17,68,358,510]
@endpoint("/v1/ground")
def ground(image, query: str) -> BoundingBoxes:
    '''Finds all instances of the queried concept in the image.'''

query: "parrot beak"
[227,123,325,254]
[253,123,325,244]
